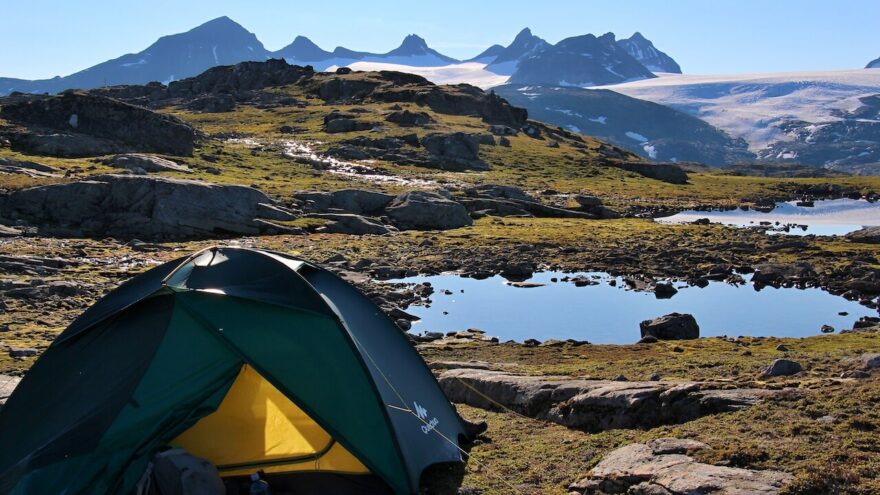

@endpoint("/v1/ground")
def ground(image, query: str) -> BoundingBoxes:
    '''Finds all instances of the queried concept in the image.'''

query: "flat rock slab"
[0,375,21,406]
[570,438,792,494]
[439,369,784,431]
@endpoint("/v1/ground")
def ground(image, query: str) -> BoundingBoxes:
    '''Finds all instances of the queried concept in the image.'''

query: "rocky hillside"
[494,84,753,166]
[3,59,699,241]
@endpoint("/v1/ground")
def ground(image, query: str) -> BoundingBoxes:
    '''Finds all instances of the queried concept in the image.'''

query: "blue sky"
[2,0,878,79]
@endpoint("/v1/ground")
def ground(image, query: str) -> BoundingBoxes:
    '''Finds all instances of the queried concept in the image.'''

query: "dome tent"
[0,247,469,495]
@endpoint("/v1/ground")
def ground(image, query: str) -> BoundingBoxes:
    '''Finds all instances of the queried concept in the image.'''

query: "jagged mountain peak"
[617,32,682,73]
[486,27,550,73]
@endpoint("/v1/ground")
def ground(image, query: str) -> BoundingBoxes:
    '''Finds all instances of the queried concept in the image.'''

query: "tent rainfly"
[0,247,469,494]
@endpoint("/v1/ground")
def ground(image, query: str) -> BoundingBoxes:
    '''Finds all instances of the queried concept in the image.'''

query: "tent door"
[172,365,370,477]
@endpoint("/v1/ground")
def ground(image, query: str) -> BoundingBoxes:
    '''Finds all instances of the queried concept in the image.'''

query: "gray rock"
[571,440,792,495]
[294,189,393,215]
[0,174,300,240]
[420,133,489,171]
[439,369,781,432]
[862,353,880,369]
[8,348,37,358]
[639,313,699,340]
[309,213,391,235]
[752,262,816,287]
[761,358,803,377]
[105,153,192,173]
[573,194,603,208]
[386,191,473,230]
[846,226,880,244]
[653,283,678,299]
[0,157,60,177]
[385,110,434,127]
[0,374,21,406]
[0,225,22,237]
[465,184,534,202]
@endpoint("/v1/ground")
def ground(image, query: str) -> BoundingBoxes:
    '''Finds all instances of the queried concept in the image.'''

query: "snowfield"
[593,69,880,149]
[328,61,510,89]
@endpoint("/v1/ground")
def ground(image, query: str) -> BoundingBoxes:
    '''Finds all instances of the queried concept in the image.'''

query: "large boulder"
[570,439,792,495]
[439,369,780,432]
[385,110,434,127]
[386,191,473,230]
[639,313,699,340]
[761,358,803,377]
[294,189,393,215]
[0,92,198,156]
[0,175,299,240]
[0,157,59,177]
[308,213,392,235]
[420,133,489,171]
[104,154,192,174]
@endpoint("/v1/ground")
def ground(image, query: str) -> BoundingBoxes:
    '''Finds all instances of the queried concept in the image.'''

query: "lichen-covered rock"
[0,175,299,240]
[386,191,473,230]
[570,439,792,495]
[105,154,192,173]
[439,369,782,431]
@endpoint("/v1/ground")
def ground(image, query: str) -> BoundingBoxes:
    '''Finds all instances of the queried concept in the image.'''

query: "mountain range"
[0,17,680,96]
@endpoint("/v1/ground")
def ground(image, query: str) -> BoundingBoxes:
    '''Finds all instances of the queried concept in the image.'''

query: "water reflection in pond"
[656,199,880,236]
[388,271,875,344]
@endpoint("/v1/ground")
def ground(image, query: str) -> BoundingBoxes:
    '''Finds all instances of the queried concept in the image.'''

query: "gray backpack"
[135,448,225,495]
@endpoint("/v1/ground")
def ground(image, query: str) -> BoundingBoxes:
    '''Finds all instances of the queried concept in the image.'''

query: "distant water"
[387,272,875,344]
[656,199,880,236]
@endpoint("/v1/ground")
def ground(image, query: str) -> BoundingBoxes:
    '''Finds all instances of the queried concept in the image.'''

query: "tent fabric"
[0,247,468,495]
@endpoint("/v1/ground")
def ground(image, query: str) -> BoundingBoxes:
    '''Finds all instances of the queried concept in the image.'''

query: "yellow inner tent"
[173,365,370,477]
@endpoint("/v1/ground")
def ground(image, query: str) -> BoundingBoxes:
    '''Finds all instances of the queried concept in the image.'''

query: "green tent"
[0,247,468,494]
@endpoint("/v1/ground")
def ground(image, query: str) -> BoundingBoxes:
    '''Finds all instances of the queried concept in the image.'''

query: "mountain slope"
[466,44,505,63]
[617,32,681,74]
[495,84,753,165]
[509,33,656,86]
[868,57,880,69]
[1,17,269,95]
[485,28,550,75]
[275,35,333,62]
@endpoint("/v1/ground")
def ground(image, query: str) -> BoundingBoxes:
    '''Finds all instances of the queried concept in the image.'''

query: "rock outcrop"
[608,162,689,184]
[751,263,816,288]
[104,154,192,174]
[439,369,783,432]
[639,313,699,340]
[294,189,394,215]
[386,191,473,230]
[846,226,880,244]
[0,175,299,240]
[0,92,198,157]
[0,157,59,177]
[420,132,489,171]
[569,438,792,495]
